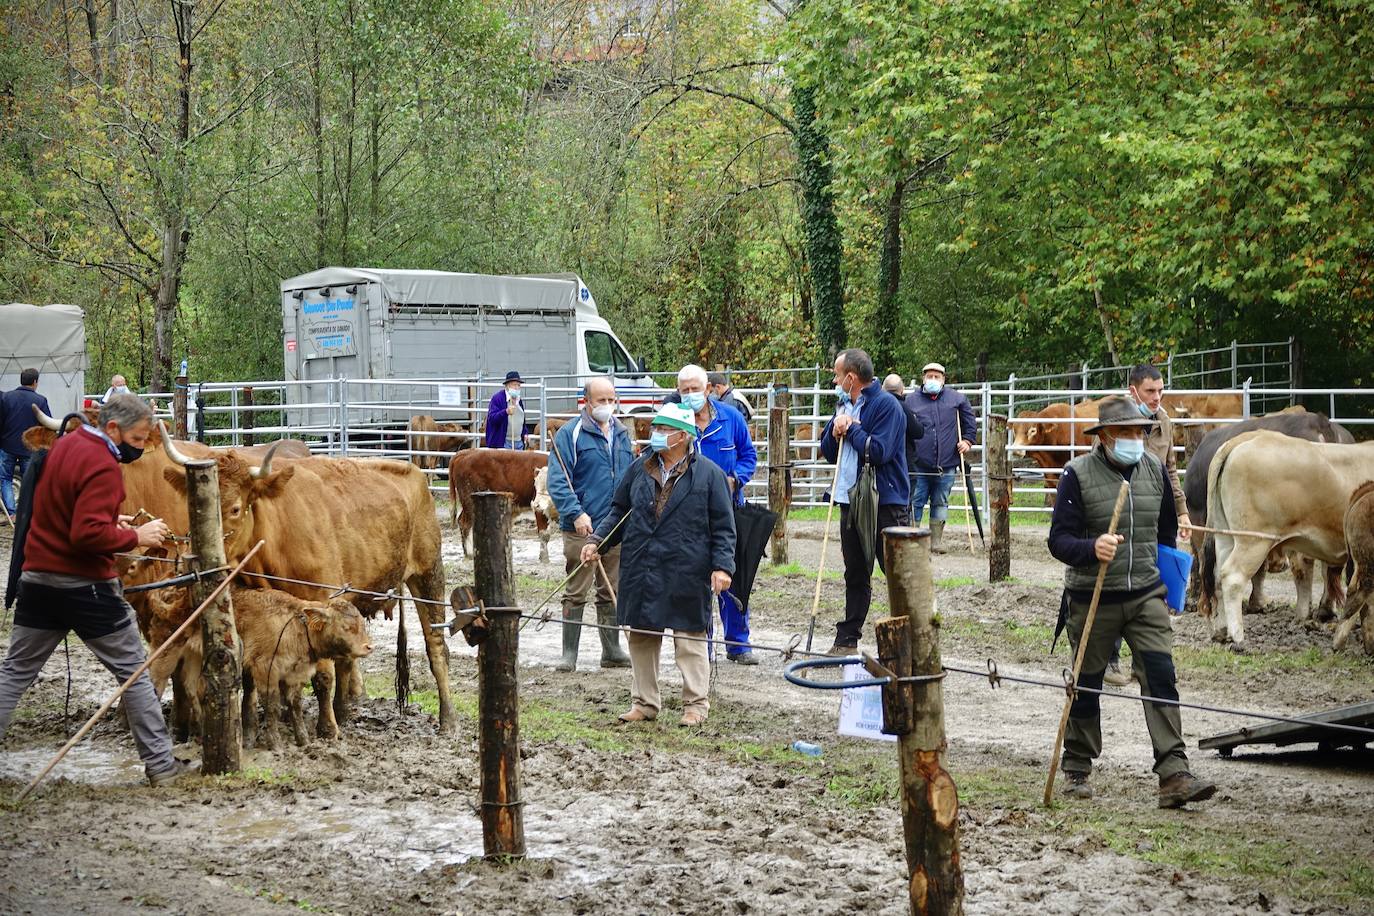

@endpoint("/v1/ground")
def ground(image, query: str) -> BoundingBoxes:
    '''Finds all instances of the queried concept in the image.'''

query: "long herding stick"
[17,540,265,803]
[805,492,836,653]
[1043,482,1129,806]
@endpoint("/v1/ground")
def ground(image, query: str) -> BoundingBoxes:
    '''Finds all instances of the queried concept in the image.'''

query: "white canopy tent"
[0,303,87,417]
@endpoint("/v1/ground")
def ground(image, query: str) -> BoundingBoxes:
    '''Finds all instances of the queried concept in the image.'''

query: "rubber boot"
[596,603,631,668]
[930,520,948,555]
[555,605,583,672]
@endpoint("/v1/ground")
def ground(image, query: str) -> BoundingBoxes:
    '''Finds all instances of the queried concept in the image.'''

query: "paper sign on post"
[437,385,463,408]
[837,662,897,742]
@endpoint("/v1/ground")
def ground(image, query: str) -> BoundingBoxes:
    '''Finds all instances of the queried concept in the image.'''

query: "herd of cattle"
[1010,395,1373,655]
[10,391,1372,754]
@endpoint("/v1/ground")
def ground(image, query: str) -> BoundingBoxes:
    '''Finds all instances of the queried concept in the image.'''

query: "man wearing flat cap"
[582,403,736,727]
[1046,395,1216,809]
[905,361,976,553]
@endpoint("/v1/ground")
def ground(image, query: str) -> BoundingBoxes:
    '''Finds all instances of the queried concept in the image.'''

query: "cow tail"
[1198,534,1218,618]
[395,609,411,711]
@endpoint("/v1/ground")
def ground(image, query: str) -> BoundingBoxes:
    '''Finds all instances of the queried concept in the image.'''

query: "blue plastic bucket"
[1157,544,1193,613]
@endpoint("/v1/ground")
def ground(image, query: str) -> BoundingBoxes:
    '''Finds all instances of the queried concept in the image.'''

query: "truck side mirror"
[635,355,649,374]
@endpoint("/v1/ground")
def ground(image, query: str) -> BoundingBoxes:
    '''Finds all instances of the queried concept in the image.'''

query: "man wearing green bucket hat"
[582,402,736,727]
[1047,395,1216,809]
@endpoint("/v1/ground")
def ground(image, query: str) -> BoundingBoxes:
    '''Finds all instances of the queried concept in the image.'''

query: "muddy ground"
[1,514,1371,915]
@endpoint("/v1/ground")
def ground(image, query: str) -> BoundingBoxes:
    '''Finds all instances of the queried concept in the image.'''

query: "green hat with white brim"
[651,403,698,437]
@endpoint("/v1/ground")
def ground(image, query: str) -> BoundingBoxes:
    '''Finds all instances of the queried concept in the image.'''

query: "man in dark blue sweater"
[819,349,910,654]
[1,368,52,515]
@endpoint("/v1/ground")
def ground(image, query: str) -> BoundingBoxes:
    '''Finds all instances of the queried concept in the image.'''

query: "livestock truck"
[280,267,660,439]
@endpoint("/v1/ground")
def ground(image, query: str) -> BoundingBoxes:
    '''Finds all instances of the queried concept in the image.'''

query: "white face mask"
[591,404,615,424]
[507,386,520,400]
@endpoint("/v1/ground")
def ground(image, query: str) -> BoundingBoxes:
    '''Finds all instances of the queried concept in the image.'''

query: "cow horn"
[248,441,284,479]
[159,420,194,466]
[31,404,61,430]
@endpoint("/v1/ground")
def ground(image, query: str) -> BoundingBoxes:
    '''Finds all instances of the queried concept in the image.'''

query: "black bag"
[845,439,879,571]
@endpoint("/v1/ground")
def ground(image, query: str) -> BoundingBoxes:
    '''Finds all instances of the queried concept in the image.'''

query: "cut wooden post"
[242,386,255,447]
[173,374,189,441]
[883,527,964,916]
[874,616,914,737]
[768,404,791,565]
[986,414,1011,582]
[473,491,525,860]
[186,458,241,775]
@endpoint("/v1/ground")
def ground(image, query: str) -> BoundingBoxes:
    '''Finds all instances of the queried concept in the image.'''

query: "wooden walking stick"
[1043,481,1129,806]
[955,414,976,554]
[805,476,837,653]
[17,540,265,803]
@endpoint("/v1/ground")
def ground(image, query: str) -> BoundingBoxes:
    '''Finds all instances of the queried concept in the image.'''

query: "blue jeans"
[1,450,28,514]
[911,469,957,525]
[719,590,751,656]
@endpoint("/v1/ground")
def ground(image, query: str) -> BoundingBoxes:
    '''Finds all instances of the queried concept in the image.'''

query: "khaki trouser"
[627,629,710,717]
[1061,585,1190,779]
[560,530,620,613]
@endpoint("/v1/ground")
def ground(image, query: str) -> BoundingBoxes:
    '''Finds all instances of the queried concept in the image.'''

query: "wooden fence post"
[472,491,525,860]
[768,403,791,565]
[882,527,963,916]
[173,374,189,441]
[186,458,241,774]
[242,386,255,447]
[986,414,1011,582]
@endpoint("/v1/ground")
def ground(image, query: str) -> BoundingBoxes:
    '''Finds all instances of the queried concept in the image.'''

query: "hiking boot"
[1103,660,1134,688]
[555,605,583,672]
[728,651,760,666]
[616,706,656,724]
[1061,770,1092,800]
[826,642,858,657]
[929,520,947,555]
[679,709,707,728]
[596,603,630,668]
[148,759,198,787]
[1158,771,1216,809]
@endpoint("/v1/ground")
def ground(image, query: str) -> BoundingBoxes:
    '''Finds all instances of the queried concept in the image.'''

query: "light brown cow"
[1337,481,1374,655]
[407,415,468,470]
[1204,430,1374,652]
[160,439,455,736]
[447,448,552,562]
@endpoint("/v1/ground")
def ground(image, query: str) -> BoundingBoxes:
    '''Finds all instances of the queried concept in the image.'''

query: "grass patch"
[937,576,976,588]
[760,561,844,581]
[1172,642,1373,678]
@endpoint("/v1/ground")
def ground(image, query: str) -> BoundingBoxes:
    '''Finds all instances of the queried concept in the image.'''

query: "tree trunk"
[153,0,195,393]
[1093,286,1119,366]
[81,0,103,86]
[312,18,326,266]
[875,172,906,371]
[792,81,845,360]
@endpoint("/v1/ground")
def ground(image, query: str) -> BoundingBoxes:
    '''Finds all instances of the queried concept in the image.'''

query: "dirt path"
[1,518,1371,915]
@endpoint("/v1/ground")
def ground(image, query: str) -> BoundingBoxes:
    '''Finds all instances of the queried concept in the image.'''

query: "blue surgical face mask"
[649,430,671,450]
[1136,400,1154,418]
[681,391,706,412]
[834,384,849,404]
[922,379,943,395]
[1110,437,1145,466]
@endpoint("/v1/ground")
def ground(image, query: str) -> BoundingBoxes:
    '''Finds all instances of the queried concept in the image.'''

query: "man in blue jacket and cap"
[906,361,977,554]
[546,376,635,671]
[820,348,910,655]
[674,364,760,664]
[582,403,736,727]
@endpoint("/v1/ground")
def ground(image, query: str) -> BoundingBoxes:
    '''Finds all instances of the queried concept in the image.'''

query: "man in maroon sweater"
[0,394,188,785]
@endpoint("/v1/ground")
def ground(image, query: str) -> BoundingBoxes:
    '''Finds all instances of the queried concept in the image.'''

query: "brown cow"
[447,448,552,562]
[1337,481,1374,655]
[160,438,455,736]
[1008,398,1102,500]
[407,415,469,471]
[1204,431,1374,652]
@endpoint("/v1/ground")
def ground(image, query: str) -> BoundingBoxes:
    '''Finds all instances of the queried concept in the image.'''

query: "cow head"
[158,424,296,560]
[305,598,374,659]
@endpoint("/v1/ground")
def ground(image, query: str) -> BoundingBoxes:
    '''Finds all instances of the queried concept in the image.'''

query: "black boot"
[555,606,583,672]
[597,603,630,668]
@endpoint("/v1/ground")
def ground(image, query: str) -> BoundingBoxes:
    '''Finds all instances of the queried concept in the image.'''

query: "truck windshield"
[585,330,634,375]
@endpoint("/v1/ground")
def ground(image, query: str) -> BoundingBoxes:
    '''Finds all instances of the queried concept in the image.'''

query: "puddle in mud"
[221,790,623,880]
[441,537,552,570]
[0,741,146,787]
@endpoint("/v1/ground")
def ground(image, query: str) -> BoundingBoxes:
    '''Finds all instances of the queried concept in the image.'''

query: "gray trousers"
[1061,585,1190,780]
[0,623,177,778]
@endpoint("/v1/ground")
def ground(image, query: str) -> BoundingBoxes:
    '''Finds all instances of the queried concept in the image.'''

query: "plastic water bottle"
[179,358,188,378]
[791,740,822,757]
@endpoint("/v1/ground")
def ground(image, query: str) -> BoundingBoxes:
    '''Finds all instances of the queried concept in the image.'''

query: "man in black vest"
[1047,396,1216,808]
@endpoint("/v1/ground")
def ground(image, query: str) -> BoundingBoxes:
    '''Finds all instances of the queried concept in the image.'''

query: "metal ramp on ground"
[1199,701,1374,756]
